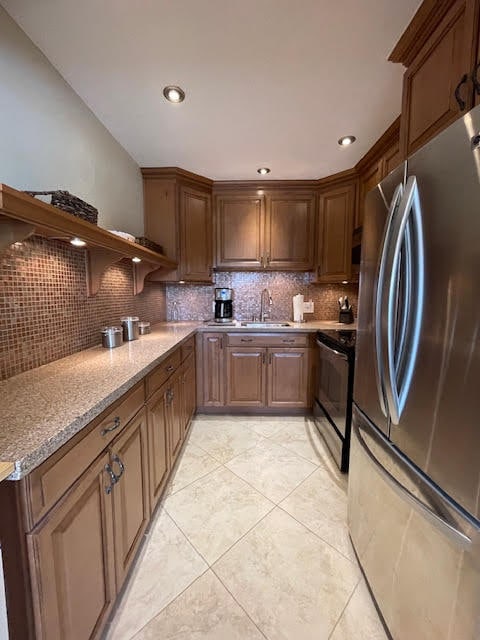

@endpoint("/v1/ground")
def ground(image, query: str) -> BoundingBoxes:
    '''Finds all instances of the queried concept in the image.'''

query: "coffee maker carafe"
[214,288,233,323]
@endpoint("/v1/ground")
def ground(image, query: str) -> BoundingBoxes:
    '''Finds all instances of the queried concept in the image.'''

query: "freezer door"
[353,164,405,436]
[388,105,480,519]
[348,406,480,640]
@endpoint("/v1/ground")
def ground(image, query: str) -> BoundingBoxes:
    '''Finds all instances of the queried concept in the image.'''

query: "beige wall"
[0,7,144,235]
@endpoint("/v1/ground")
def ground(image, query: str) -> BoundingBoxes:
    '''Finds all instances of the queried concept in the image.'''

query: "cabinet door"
[265,192,315,270]
[182,353,196,434]
[179,185,212,282]
[267,348,309,408]
[110,409,150,589]
[215,194,265,269]
[401,0,477,156]
[167,372,184,463]
[147,385,170,510]
[226,347,266,407]
[27,453,116,640]
[356,160,382,229]
[201,333,225,406]
[382,138,402,177]
[317,182,355,283]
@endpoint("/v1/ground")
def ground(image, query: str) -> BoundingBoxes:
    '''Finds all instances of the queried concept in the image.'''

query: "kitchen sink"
[240,322,291,328]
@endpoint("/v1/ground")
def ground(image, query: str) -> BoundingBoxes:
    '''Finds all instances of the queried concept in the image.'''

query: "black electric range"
[314,329,356,472]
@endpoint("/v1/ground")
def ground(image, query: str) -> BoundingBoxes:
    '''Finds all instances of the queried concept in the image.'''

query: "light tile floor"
[106,416,387,640]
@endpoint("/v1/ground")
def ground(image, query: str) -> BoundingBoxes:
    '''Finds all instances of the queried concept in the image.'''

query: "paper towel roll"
[293,294,304,323]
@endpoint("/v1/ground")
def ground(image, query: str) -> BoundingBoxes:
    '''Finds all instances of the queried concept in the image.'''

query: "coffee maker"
[214,288,233,323]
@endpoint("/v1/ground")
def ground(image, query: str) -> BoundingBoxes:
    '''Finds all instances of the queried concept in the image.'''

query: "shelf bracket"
[0,218,35,251]
[133,261,162,295]
[85,247,123,297]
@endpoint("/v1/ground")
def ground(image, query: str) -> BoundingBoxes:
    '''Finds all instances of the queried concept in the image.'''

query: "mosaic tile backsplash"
[0,237,166,380]
[166,272,358,323]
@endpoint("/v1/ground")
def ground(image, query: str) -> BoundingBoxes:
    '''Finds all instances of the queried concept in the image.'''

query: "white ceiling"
[2,0,420,180]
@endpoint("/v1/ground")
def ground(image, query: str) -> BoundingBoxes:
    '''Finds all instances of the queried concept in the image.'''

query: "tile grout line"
[210,567,271,640]
[327,575,363,640]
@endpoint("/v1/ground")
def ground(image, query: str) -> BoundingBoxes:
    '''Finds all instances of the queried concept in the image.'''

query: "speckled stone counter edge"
[1,320,356,480]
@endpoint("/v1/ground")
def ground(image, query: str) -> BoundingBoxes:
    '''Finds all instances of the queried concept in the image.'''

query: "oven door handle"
[316,338,348,361]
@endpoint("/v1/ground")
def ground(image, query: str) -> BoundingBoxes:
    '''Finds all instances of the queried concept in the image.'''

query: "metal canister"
[101,326,123,349]
[138,321,151,335]
[120,316,139,341]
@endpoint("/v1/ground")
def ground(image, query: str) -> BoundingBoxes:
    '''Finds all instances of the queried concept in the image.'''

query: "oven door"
[315,338,349,437]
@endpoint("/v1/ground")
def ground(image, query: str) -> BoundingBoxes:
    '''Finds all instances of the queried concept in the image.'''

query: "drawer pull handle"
[167,389,174,404]
[166,365,175,372]
[101,416,121,436]
[282,339,295,343]
[241,338,253,342]
[104,463,117,494]
[111,455,125,481]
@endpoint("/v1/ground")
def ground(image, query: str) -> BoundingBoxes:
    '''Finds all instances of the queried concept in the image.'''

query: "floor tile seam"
[160,506,214,568]
[326,574,362,640]
[223,462,293,505]
[268,437,325,467]
[274,502,359,567]
[189,434,270,465]
[128,566,212,640]
[210,566,270,640]
[165,459,223,498]
[203,501,278,568]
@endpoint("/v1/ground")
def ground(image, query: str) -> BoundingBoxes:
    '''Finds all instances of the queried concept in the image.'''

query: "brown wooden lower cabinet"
[182,353,196,434]
[110,409,150,588]
[167,370,184,463]
[224,343,310,409]
[198,332,225,406]
[268,348,309,408]
[27,452,116,640]
[226,347,266,407]
[147,382,171,511]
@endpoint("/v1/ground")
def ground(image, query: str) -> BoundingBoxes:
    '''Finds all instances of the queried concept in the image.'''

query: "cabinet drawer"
[180,336,195,362]
[226,333,308,347]
[27,383,145,527]
[146,349,182,398]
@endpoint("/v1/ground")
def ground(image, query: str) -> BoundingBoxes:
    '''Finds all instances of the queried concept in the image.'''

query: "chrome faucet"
[260,288,273,322]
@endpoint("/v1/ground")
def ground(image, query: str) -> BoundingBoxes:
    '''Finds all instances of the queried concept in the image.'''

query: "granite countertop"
[0,319,356,480]
[196,320,357,332]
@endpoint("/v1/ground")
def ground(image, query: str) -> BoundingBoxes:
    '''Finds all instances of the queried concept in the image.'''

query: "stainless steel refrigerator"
[349,105,480,640]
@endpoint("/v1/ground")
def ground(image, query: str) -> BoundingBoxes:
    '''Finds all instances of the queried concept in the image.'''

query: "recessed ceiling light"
[163,85,185,103]
[70,237,86,247]
[257,167,270,175]
[338,136,356,147]
[132,257,142,263]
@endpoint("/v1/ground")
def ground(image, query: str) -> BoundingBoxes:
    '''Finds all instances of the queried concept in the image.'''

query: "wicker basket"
[135,236,164,254]
[25,190,98,225]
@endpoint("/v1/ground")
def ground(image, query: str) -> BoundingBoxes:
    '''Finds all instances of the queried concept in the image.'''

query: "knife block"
[339,309,354,324]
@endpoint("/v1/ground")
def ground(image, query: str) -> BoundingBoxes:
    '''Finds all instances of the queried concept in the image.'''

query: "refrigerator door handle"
[355,421,474,550]
[375,182,404,417]
[383,176,424,424]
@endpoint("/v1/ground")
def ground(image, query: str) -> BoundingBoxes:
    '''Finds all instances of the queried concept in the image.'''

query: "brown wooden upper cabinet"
[316,179,356,283]
[214,188,315,271]
[390,0,480,157]
[142,168,213,283]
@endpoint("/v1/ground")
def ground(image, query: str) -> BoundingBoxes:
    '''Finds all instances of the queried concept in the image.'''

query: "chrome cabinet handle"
[268,352,272,365]
[166,365,174,373]
[454,73,468,111]
[282,339,295,343]
[101,416,121,437]
[104,463,117,494]
[265,252,270,266]
[262,352,266,364]
[241,338,253,342]
[111,454,125,481]
[166,389,174,404]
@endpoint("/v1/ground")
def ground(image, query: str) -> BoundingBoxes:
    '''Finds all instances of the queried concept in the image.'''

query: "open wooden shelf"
[0,184,177,295]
